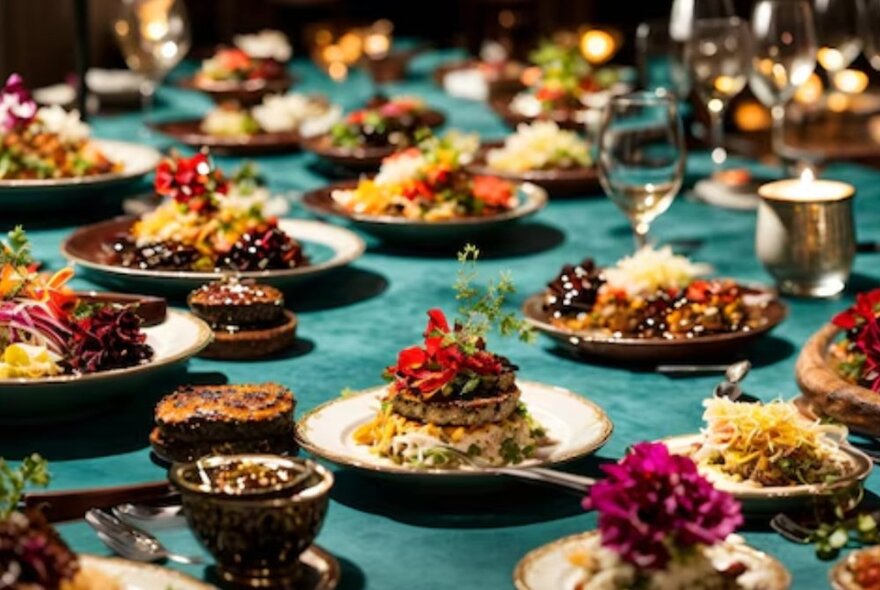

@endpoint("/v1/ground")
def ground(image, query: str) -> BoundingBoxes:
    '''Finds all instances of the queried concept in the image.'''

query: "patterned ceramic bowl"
[170,454,333,587]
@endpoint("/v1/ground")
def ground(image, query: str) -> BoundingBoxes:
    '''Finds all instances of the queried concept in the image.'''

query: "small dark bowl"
[170,454,333,587]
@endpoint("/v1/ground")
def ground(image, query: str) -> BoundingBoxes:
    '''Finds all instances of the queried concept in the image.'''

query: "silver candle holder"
[755,176,856,298]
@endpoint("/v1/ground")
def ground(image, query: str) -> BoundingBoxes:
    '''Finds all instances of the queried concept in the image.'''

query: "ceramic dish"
[61,217,365,296]
[664,434,872,512]
[522,290,787,363]
[796,323,880,437]
[78,555,217,589]
[491,98,589,131]
[301,181,547,246]
[179,73,295,105]
[296,380,613,483]
[830,546,880,590]
[513,531,791,590]
[151,119,301,156]
[465,142,600,198]
[0,139,160,210]
[300,109,446,173]
[0,309,212,423]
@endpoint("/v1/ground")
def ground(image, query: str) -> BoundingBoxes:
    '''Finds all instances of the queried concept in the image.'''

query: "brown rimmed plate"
[301,180,547,246]
[522,288,788,363]
[300,108,447,173]
[178,72,295,105]
[61,216,365,296]
[490,97,589,131]
[831,546,880,590]
[796,323,880,436]
[295,381,613,486]
[151,119,301,156]
[513,531,791,590]
[0,140,161,211]
[465,141,600,197]
[0,309,212,424]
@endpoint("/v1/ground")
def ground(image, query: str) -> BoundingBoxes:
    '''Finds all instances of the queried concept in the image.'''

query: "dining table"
[4,48,880,590]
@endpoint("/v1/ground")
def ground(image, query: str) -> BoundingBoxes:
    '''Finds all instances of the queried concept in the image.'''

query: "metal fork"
[438,446,596,494]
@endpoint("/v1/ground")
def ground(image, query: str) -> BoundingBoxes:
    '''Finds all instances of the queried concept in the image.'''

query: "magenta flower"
[583,441,743,570]
[0,74,37,132]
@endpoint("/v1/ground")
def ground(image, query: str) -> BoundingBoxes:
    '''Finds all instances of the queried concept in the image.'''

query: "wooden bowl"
[796,323,880,436]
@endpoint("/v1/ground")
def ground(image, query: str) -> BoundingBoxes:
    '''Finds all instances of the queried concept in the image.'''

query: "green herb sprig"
[0,453,50,518]
[0,225,34,268]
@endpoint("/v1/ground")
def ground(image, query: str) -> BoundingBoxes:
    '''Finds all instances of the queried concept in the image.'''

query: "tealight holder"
[755,177,856,298]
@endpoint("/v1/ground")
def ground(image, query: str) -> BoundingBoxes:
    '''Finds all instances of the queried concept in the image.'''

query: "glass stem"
[633,221,649,251]
[770,102,786,166]
[140,78,157,135]
[709,106,726,170]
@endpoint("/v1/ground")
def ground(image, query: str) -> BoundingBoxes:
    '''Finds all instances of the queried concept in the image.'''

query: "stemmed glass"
[860,0,880,70]
[597,92,686,250]
[685,17,751,168]
[749,0,817,161]
[113,0,191,130]
[669,0,736,42]
[814,0,863,75]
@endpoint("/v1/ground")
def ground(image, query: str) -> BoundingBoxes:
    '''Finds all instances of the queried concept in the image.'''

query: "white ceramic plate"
[0,309,212,422]
[62,218,366,296]
[296,380,613,480]
[79,555,216,589]
[513,531,791,590]
[664,434,873,512]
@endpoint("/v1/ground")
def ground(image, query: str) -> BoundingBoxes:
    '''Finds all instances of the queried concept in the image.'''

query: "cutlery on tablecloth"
[86,508,203,565]
[23,480,176,523]
[712,360,751,401]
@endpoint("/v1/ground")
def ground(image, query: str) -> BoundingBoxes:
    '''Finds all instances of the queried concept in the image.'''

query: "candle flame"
[800,167,816,183]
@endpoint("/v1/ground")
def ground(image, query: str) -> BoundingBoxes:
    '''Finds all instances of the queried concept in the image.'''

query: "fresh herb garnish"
[0,226,34,268]
[0,453,49,518]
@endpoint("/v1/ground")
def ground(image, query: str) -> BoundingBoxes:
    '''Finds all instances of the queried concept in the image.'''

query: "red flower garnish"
[472,175,514,207]
[385,308,503,398]
[535,85,567,103]
[67,307,153,374]
[0,74,37,132]
[833,289,880,331]
[154,153,228,212]
[216,48,253,73]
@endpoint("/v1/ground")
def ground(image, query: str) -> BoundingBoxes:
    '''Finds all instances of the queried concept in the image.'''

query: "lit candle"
[757,170,854,202]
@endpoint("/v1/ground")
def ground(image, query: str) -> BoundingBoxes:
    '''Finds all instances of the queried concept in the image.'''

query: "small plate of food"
[153,93,339,155]
[302,133,547,246]
[0,74,160,210]
[796,289,880,436]
[300,96,445,172]
[434,58,525,101]
[665,397,872,512]
[61,153,365,295]
[180,31,294,104]
[524,246,787,363]
[465,121,599,197]
[515,442,791,590]
[831,545,880,590]
[0,228,211,422]
[491,41,632,132]
[297,308,612,482]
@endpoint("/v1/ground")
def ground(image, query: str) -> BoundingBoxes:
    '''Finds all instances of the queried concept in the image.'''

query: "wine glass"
[597,92,686,250]
[749,0,817,161]
[685,17,751,168]
[669,0,735,42]
[861,0,880,70]
[113,0,191,128]
[814,0,863,75]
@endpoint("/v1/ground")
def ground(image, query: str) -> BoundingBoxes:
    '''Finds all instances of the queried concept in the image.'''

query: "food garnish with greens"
[0,227,152,379]
[111,152,307,272]
[200,93,339,138]
[195,31,291,86]
[0,454,122,589]
[572,441,779,589]
[329,96,435,150]
[688,397,850,488]
[543,246,771,339]
[0,74,119,180]
[353,246,545,468]
[485,120,591,174]
[331,132,518,221]
[829,289,880,392]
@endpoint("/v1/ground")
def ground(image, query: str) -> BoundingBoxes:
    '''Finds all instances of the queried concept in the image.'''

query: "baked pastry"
[187,279,296,360]
[151,383,297,462]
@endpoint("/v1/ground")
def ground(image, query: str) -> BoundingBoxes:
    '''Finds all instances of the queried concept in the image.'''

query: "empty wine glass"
[114,0,191,128]
[597,92,686,250]
[861,0,880,70]
[749,0,817,161]
[685,17,751,168]
[814,0,863,74]
[669,0,736,42]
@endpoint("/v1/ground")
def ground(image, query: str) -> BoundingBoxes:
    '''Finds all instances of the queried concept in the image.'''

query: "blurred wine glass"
[669,0,735,42]
[597,92,686,250]
[861,0,880,70]
[114,0,191,128]
[685,17,751,168]
[814,0,863,75]
[749,0,817,161]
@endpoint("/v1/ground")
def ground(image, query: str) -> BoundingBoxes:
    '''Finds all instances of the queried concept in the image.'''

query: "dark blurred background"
[0,0,762,85]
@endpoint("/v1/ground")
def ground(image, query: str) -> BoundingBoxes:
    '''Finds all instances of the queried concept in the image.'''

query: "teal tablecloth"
[4,50,880,589]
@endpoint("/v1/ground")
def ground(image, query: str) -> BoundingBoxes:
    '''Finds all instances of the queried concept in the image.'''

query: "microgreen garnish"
[0,453,49,518]
[0,226,34,268]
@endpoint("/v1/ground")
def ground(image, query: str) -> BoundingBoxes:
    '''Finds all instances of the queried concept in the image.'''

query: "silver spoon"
[113,503,182,521]
[712,360,751,401]
[86,508,203,565]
